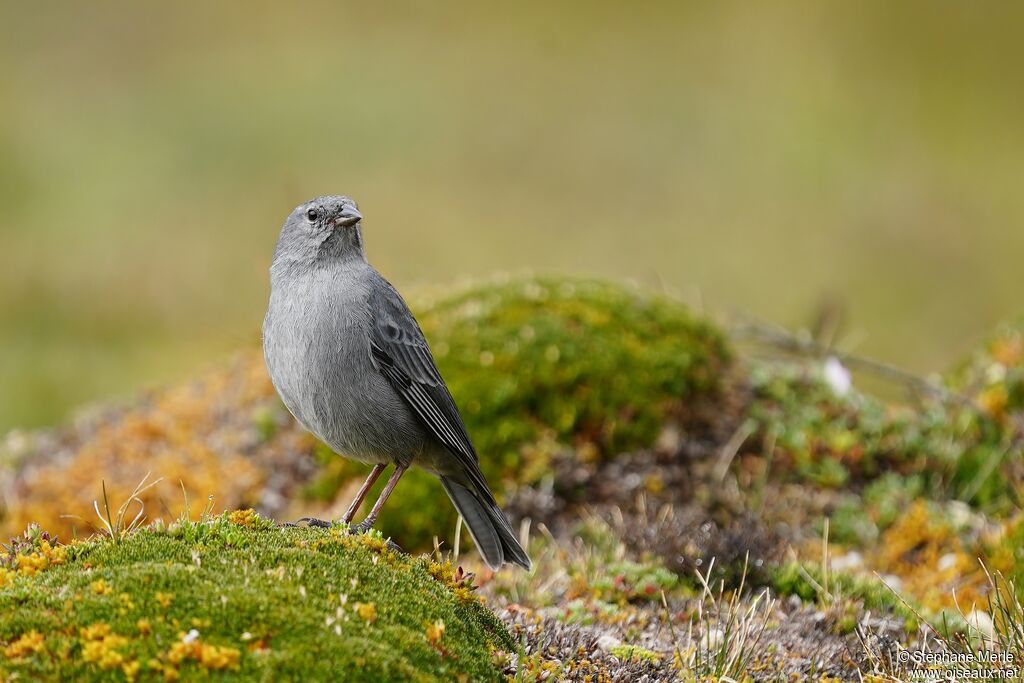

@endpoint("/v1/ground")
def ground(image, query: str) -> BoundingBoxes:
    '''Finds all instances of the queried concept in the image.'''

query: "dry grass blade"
[92,473,164,544]
[670,552,776,680]
[977,561,1023,658]
[859,563,1024,679]
[453,515,463,565]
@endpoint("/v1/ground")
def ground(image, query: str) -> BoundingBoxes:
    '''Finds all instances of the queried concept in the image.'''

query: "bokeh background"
[2,1,1023,432]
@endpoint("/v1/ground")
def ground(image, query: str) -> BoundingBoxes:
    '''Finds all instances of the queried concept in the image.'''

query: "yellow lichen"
[354,602,377,623]
[14,540,67,577]
[4,630,45,659]
[117,592,137,615]
[79,623,130,670]
[228,508,259,528]
[427,560,455,585]
[978,385,1009,418]
[167,636,241,671]
[0,567,15,587]
[122,659,141,681]
[453,586,485,604]
[426,619,445,647]
[198,643,241,670]
[80,623,113,641]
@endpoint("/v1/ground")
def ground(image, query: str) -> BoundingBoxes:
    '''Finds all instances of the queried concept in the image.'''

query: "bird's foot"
[346,520,404,553]
[280,517,335,529]
[282,518,403,553]
[349,519,375,535]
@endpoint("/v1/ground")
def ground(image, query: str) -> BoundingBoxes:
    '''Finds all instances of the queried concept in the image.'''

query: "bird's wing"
[367,278,494,501]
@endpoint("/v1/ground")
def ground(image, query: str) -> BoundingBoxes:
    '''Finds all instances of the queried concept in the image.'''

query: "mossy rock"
[0,514,510,682]
[309,275,733,548]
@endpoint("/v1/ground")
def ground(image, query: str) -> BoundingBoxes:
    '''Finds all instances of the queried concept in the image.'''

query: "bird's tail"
[439,477,531,571]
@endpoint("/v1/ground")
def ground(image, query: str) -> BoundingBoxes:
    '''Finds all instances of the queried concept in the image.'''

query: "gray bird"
[263,195,531,570]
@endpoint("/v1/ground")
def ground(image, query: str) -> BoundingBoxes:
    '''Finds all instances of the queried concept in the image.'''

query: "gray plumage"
[263,195,531,570]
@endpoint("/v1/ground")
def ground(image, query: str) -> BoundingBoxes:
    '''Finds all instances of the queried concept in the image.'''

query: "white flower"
[823,357,852,396]
[937,553,958,572]
[986,363,1007,384]
[830,551,863,573]
[183,629,200,644]
[967,610,995,647]
[701,628,724,650]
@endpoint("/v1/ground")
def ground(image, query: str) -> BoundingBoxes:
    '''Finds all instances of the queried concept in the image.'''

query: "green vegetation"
[420,277,730,461]
[310,276,731,547]
[3,271,1024,679]
[769,561,917,630]
[0,512,510,682]
[747,357,1022,615]
[746,360,1019,511]
[609,644,662,665]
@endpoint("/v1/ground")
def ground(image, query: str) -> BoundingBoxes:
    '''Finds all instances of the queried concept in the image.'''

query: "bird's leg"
[342,463,387,524]
[351,463,409,534]
[289,464,388,528]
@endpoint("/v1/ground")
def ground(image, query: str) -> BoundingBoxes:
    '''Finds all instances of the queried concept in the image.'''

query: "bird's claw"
[281,517,334,529]
[280,518,403,553]
[347,521,404,553]
[350,520,375,535]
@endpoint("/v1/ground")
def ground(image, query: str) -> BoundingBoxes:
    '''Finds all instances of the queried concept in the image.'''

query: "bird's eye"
[305,208,320,222]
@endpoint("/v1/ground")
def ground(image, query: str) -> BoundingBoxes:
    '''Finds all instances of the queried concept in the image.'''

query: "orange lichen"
[991,335,1024,367]
[1,353,281,540]
[873,500,983,610]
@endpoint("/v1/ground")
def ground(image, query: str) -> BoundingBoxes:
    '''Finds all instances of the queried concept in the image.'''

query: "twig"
[731,318,978,408]
[714,421,755,482]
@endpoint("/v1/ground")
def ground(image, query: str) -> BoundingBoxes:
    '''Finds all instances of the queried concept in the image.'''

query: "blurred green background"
[1,1,1023,432]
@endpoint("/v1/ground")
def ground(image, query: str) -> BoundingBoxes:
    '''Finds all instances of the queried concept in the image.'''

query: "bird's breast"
[263,273,423,463]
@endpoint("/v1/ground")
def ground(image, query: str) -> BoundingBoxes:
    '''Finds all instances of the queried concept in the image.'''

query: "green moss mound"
[309,276,732,548]
[0,514,510,682]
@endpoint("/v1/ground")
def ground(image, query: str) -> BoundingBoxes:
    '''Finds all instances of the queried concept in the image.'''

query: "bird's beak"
[332,207,362,228]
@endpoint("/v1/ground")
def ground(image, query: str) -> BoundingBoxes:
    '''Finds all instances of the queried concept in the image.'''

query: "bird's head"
[271,195,365,273]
